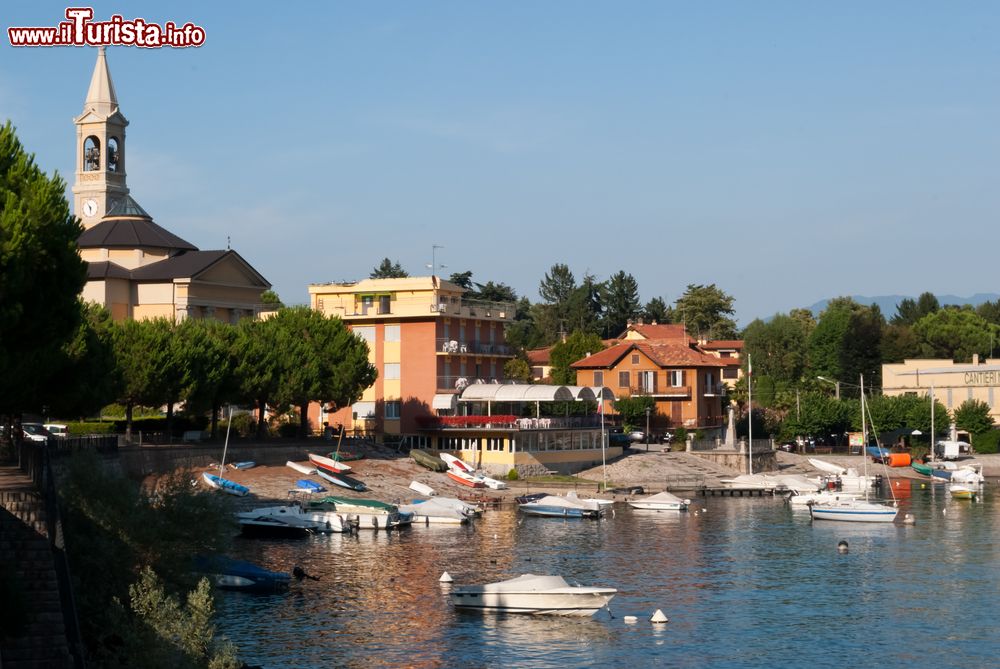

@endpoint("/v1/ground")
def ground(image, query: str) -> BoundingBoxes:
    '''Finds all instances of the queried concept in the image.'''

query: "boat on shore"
[410,449,448,472]
[316,468,368,492]
[628,491,689,511]
[450,574,617,616]
[329,450,364,462]
[201,472,249,497]
[308,452,352,474]
[296,479,325,493]
[440,453,474,472]
[446,469,485,488]
[287,461,317,475]
[409,480,436,496]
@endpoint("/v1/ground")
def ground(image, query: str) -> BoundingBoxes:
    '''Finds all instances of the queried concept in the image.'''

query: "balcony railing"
[436,339,514,356]
[628,386,690,397]
[438,375,504,391]
[703,384,726,396]
[416,415,603,430]
[431,299,515,321]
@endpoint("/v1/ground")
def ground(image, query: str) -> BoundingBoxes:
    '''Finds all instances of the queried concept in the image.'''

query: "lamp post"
[645,406,651,453]
[816,376,841,400]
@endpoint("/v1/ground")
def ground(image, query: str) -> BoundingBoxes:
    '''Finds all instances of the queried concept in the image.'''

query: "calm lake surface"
[217,482,1000,668]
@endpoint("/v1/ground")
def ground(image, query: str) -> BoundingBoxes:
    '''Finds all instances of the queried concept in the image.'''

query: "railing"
[703,385,726,396]
[438,375,505,390]
[432,299,515,320]
[629,385,689,396]
[436,339,514,356]
[415,415,603,430]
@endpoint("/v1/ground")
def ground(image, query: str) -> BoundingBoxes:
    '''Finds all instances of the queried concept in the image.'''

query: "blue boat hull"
[296,479,325,492]
[194,556,291,593]
[518,505,587,518]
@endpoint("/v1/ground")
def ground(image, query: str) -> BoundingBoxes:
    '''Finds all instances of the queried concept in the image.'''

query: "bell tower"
[72,47,129,230]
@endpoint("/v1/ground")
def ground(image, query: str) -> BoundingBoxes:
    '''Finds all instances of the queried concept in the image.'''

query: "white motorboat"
[518,494,605,518]
[450,574,617,616]
[718,474,773,490]
[307,496,411,530]
[949,483,978,500]
[286,460,317,475]
[628,491,689,511]
[440,453,507,489]
[426,496,483,517]
[398,499,469,525]
[809,458,846,475]
[786,489,861,508]
[950,464,985,485]
[235,504,332,536]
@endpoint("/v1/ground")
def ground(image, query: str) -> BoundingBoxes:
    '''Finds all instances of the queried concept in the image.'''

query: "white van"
[934,440,971,460]
[44,423,69,438]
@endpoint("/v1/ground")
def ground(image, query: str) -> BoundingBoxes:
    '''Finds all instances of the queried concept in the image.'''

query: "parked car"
[44,423,68,438]
[628,430,647,443]
[22,423,52,444]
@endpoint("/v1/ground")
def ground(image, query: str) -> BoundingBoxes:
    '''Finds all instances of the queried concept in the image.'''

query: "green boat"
[410,449,448,472]
[310,496,398,512]
[328,450,364,462]
[912,461,933,476]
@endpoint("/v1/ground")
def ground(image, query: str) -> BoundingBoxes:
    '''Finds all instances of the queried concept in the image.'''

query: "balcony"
[438,375,504,391]
[628,386,690,398]
[431,299,515,321]
[416,415,603,430]
[437,339,514,357]
[703,384,726,397]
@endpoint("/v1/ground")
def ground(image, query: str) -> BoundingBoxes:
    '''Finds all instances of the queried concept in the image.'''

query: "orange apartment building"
[571,323,730,434]
[307,276,516,438]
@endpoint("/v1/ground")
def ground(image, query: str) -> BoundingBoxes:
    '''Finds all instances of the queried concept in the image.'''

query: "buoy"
[623,616,638,624]
[902,513,916,525]
[701,508,707,512]
[837,540,849,554]
[921,483,926,488]
[650,609,669,624]
[439,571,453,583]
[943,508,947,515]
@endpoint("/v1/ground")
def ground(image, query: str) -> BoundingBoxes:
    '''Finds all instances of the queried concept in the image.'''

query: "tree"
[447,270,474,291]
[892,292,940,326]
[975,299,1000,328]
[782,391,851,440]
[642,296,672,324]
[111,318,179,441]
[548,331,606,384]
[370,257,408,279]
[234,317,285,438]
[912,308,998,362]
[880,323,919,363]
[48,302,119,418]
[674,284,737,340]
[808,297,884,393]
[176,319,238,438]
[953,399,994,435]
[503,358,532,383]
[602,271,641,337]
[476,281,517,303]
[742,313,813,384]
[614,395,655,432]
[538,263,577,306]
[0,122,88,417]
[259,289,283,308]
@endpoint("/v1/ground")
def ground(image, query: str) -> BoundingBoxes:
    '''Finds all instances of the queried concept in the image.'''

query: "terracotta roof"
[701,339,744,350]
[78,217,197,251]
[572,341,726,369]
[623,323,694,343]
[526,347,552,365]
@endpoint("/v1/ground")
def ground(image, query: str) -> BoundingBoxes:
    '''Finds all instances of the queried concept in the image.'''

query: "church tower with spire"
[72,46,129,229]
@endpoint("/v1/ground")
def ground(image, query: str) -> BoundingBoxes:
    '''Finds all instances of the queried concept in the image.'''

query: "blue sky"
[3,2,999,323]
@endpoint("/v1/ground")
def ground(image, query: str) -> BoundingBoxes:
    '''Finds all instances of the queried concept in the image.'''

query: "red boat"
[308,452,352,474]
[447,469,485,488]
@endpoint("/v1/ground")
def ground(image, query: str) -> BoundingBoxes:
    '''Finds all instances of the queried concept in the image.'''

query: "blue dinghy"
[194,555,291,593]
[201,472,249,496]
[296,479,326,493]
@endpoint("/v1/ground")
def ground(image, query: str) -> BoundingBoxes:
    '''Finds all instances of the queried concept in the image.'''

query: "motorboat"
[308,496,411,530]
[308,452,352,474]
[950,483,978,500]
[808,498,898,523]
[718,474,773,491]
[950,464,985,485]
[809,458,847,475]
[786,489,861,508]
[518,494,605,519]
[201,472,249,497]
[287,460,317,475]
[440,452,506,488]
[440,453,474,472]
[819,468,879,492]
[628,491,690,511]
[446,469,485,488]
[449,574,617,616]
[765,474,823,493]
[235,504,331,537]
[193,556,291,593]
[478,474,508,490]
[316,468,368,492]
[398,498,470,525]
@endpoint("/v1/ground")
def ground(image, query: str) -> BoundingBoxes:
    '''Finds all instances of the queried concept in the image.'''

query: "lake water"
[217,482,1000,668]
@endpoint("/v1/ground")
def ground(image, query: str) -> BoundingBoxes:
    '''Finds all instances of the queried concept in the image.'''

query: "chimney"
[973,353,980,365]
[637,317,644,326]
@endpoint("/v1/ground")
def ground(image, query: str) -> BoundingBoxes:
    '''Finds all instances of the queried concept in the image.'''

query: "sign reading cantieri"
[895,363,1000,387]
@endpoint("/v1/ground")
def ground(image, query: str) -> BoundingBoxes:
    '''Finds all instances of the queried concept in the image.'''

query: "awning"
[432,393,458,411]
[458,383,576,402]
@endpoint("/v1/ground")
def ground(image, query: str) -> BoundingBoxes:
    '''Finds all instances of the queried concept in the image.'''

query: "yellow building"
[73,48,270,321]
[882,355,1000,425]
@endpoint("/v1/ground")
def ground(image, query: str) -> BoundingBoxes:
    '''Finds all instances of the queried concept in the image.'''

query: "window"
[385,401,401,420]
[384,363,400,380]
[593,371,604,386]
[354,326,375,344]
[379,295,391,314]
[668,370,685,387]
[631,354,640,364]
[720,351,732,358]
[360,295,373,315]
[618,371,630,388]
[384,324,400,342]
[352,401,376,419]
[722,368,739,380]
[705,373,714,388]
[638,371,656,393]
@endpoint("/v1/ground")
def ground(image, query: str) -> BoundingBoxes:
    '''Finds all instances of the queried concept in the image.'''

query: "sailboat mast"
[220,405,233,477]
[748,354,753,476]
[929,383,935,463]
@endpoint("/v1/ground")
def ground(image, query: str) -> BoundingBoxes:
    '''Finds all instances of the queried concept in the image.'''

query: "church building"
[73,48,270,322]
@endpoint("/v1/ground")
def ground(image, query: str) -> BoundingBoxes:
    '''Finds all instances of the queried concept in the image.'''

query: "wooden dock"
[698,486,780,497]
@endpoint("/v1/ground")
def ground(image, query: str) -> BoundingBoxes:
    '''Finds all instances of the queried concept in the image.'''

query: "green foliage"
[880,323,919,363]
[60,452,236,666]
[65,421,115,435]
[673,427,688,442]
[0,122,88,414]
[976,299,1000,327]
[506,468,520,481]
[602,271,641,337]
[781,391,850,439]
[259,289,283,308]
[858,393,949,435]
[223,412,255,438]
[953,399,994,435]
[972,429,1000,454]
[475,280,518,303]
[892,292,939,326]
[742,313,814,384]
[370,257,408,278]
[47,302,119,417]
[808,297,884,394]
[615,395,656,431]
[549,331,606,384]
[539,263,577,306]
[503,357,532,383]
[674,283,737,340]
[642,296,672,324]
[912,307,999,362]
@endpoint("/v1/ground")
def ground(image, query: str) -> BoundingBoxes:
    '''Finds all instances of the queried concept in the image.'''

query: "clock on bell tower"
[72,47,130,230]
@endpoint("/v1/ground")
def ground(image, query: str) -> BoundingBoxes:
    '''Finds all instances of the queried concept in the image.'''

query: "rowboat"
[316,468,368,492]
[440,453,475,473]
[308,452,352,473]
[230,461,256,470]
[450,574,617,616]
[446,469,485,488]
[911,461,934,476]
[287,460,317,475]
[950,484,977,500]
[410,449,448,472]
[409,480,436,496]
[201,472,249,497]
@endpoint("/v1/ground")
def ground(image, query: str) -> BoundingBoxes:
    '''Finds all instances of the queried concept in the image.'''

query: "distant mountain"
[807,294,1000,319]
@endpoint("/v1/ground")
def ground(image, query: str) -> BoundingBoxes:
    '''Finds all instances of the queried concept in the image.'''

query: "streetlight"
[645,406,651,453]
[816,376,841,400]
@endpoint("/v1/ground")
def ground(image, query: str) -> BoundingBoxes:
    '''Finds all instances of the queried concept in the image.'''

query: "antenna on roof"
[227,235,231,250]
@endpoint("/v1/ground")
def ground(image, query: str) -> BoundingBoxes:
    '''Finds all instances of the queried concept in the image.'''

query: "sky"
[2,2,999,324]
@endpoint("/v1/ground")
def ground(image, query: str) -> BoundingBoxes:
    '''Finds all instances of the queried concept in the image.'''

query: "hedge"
[973,429,1000,454]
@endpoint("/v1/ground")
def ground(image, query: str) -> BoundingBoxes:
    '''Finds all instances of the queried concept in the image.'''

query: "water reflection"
[218,487,1000,668]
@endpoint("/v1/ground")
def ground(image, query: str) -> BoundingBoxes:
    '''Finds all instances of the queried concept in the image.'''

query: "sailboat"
[809,376,898,523]
[202,407,250,496]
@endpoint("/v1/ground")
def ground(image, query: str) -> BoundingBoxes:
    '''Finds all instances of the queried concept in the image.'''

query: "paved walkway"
[0,461,36,493]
